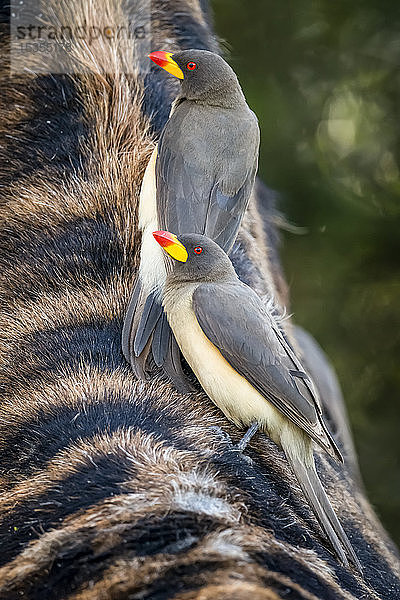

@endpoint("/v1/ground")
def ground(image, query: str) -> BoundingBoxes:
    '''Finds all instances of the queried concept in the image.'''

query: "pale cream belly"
[165,289,286,442]
[137,145,167,300]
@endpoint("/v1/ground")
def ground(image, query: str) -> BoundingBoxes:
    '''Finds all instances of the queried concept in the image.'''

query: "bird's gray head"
[149,49,244,106]
[153,231,237,284]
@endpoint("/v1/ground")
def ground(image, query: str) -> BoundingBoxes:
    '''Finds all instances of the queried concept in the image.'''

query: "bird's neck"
[182,83,247,109]
[166,272,238,292]
[163,281,198,315]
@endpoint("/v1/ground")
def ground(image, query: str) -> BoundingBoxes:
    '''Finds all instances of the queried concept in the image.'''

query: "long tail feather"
[122,278,160,378]
[152,312,171,367]
[320,419,344,464]
[163,333,196,394]
[134,292,163,357]
[122,278,193,391]
[130,335,153,380]
[121,277,142,364]
[286,450,362,573]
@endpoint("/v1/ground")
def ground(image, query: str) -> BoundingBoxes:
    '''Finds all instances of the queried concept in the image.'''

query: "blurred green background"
[212,0,400,545]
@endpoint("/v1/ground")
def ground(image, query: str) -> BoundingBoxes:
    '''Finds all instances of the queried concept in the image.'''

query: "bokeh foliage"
[213,0,400,544]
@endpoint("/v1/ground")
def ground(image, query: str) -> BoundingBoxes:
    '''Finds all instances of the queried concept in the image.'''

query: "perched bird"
[122,49,260,390]
[152,229,362,572]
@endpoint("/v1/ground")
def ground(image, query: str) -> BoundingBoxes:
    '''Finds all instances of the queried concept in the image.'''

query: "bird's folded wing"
[156,106,258,253]
[192,282,332,447]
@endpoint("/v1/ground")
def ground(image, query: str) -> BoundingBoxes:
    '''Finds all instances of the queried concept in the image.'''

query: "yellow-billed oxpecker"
[122,50,260,389]
[152,230,362,571]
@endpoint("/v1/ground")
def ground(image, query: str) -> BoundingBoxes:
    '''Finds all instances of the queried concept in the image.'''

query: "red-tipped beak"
[153,230,188,262]
[148,51,184,79]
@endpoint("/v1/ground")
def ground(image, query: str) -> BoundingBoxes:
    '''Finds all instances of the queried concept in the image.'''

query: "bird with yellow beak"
[152,229,362,573]
[122,49,260,390]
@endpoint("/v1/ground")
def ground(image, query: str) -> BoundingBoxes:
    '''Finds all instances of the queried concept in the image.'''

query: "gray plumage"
[159,232,361,572]
[122,50,259,388]
[193,282,342,462]
[156,101,257,248]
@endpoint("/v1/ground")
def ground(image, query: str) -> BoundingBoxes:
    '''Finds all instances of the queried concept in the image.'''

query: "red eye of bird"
[193,246,203,254]
[186,61,197,70]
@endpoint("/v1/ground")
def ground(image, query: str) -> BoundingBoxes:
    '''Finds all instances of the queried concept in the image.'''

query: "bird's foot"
[208,426,233,446]
[208,424,258,465]
[231,446,254,465]
[229,422,260,465]
[236,422,260,451]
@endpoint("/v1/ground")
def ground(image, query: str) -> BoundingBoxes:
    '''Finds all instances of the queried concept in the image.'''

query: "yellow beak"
[153,231,188,262]
[148,51,184,79]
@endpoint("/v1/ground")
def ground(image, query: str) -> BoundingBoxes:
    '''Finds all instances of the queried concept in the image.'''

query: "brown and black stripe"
[1,1,399,598]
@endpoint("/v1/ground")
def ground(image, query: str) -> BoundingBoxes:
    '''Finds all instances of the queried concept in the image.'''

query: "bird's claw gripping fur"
[208,425,254,465]
[231,447,254,465]
[208,426,233,446]
[229,422,259,465]
[235,422,260,452]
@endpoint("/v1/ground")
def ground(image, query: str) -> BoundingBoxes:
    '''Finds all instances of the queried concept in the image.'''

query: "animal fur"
[0,1,399,598]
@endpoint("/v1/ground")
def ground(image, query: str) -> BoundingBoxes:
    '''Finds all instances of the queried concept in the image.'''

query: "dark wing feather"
[152,311,171,366]
[192,282,341,458]
[122,276,142,363]
[156,102,259,253]
[133,293,163,357]
[125,101,259,384]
